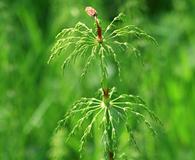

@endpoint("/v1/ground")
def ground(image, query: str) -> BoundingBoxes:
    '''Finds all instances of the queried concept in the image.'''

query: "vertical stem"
[99,43,114,160]
[95,13,114,160]
[106,109,114,160]
[103,88,114,160]
[95,16,103,43]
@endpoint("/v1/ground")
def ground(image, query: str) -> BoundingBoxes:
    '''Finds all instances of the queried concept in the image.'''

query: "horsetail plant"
[48,6,161,160]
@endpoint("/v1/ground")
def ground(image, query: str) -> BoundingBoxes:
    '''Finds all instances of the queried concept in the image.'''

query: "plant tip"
[85,6,97,17]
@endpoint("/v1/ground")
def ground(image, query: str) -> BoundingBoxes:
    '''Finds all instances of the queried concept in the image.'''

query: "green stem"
[96,15,114,160]
[102,88,114,160]
[105,107,114,160]
[100,47,114,160]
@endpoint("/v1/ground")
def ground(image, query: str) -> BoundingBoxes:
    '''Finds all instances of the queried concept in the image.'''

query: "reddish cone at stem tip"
[85,6,97,17]
[85,6,102,42]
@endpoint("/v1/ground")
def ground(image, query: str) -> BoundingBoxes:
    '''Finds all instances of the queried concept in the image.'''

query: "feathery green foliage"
[56,87,161,159]
[48,12,157,79]
[48,7,160,160]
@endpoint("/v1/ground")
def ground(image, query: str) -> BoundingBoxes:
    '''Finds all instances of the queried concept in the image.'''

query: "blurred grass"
[0,0,195,159]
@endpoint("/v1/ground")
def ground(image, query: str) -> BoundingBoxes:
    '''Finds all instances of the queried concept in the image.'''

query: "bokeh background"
[0,0,195,159]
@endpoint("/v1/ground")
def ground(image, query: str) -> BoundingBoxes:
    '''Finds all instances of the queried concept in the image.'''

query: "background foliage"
[0,0,195,159]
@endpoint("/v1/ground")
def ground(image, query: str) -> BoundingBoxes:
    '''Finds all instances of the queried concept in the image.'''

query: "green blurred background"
[0,0,195,159]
